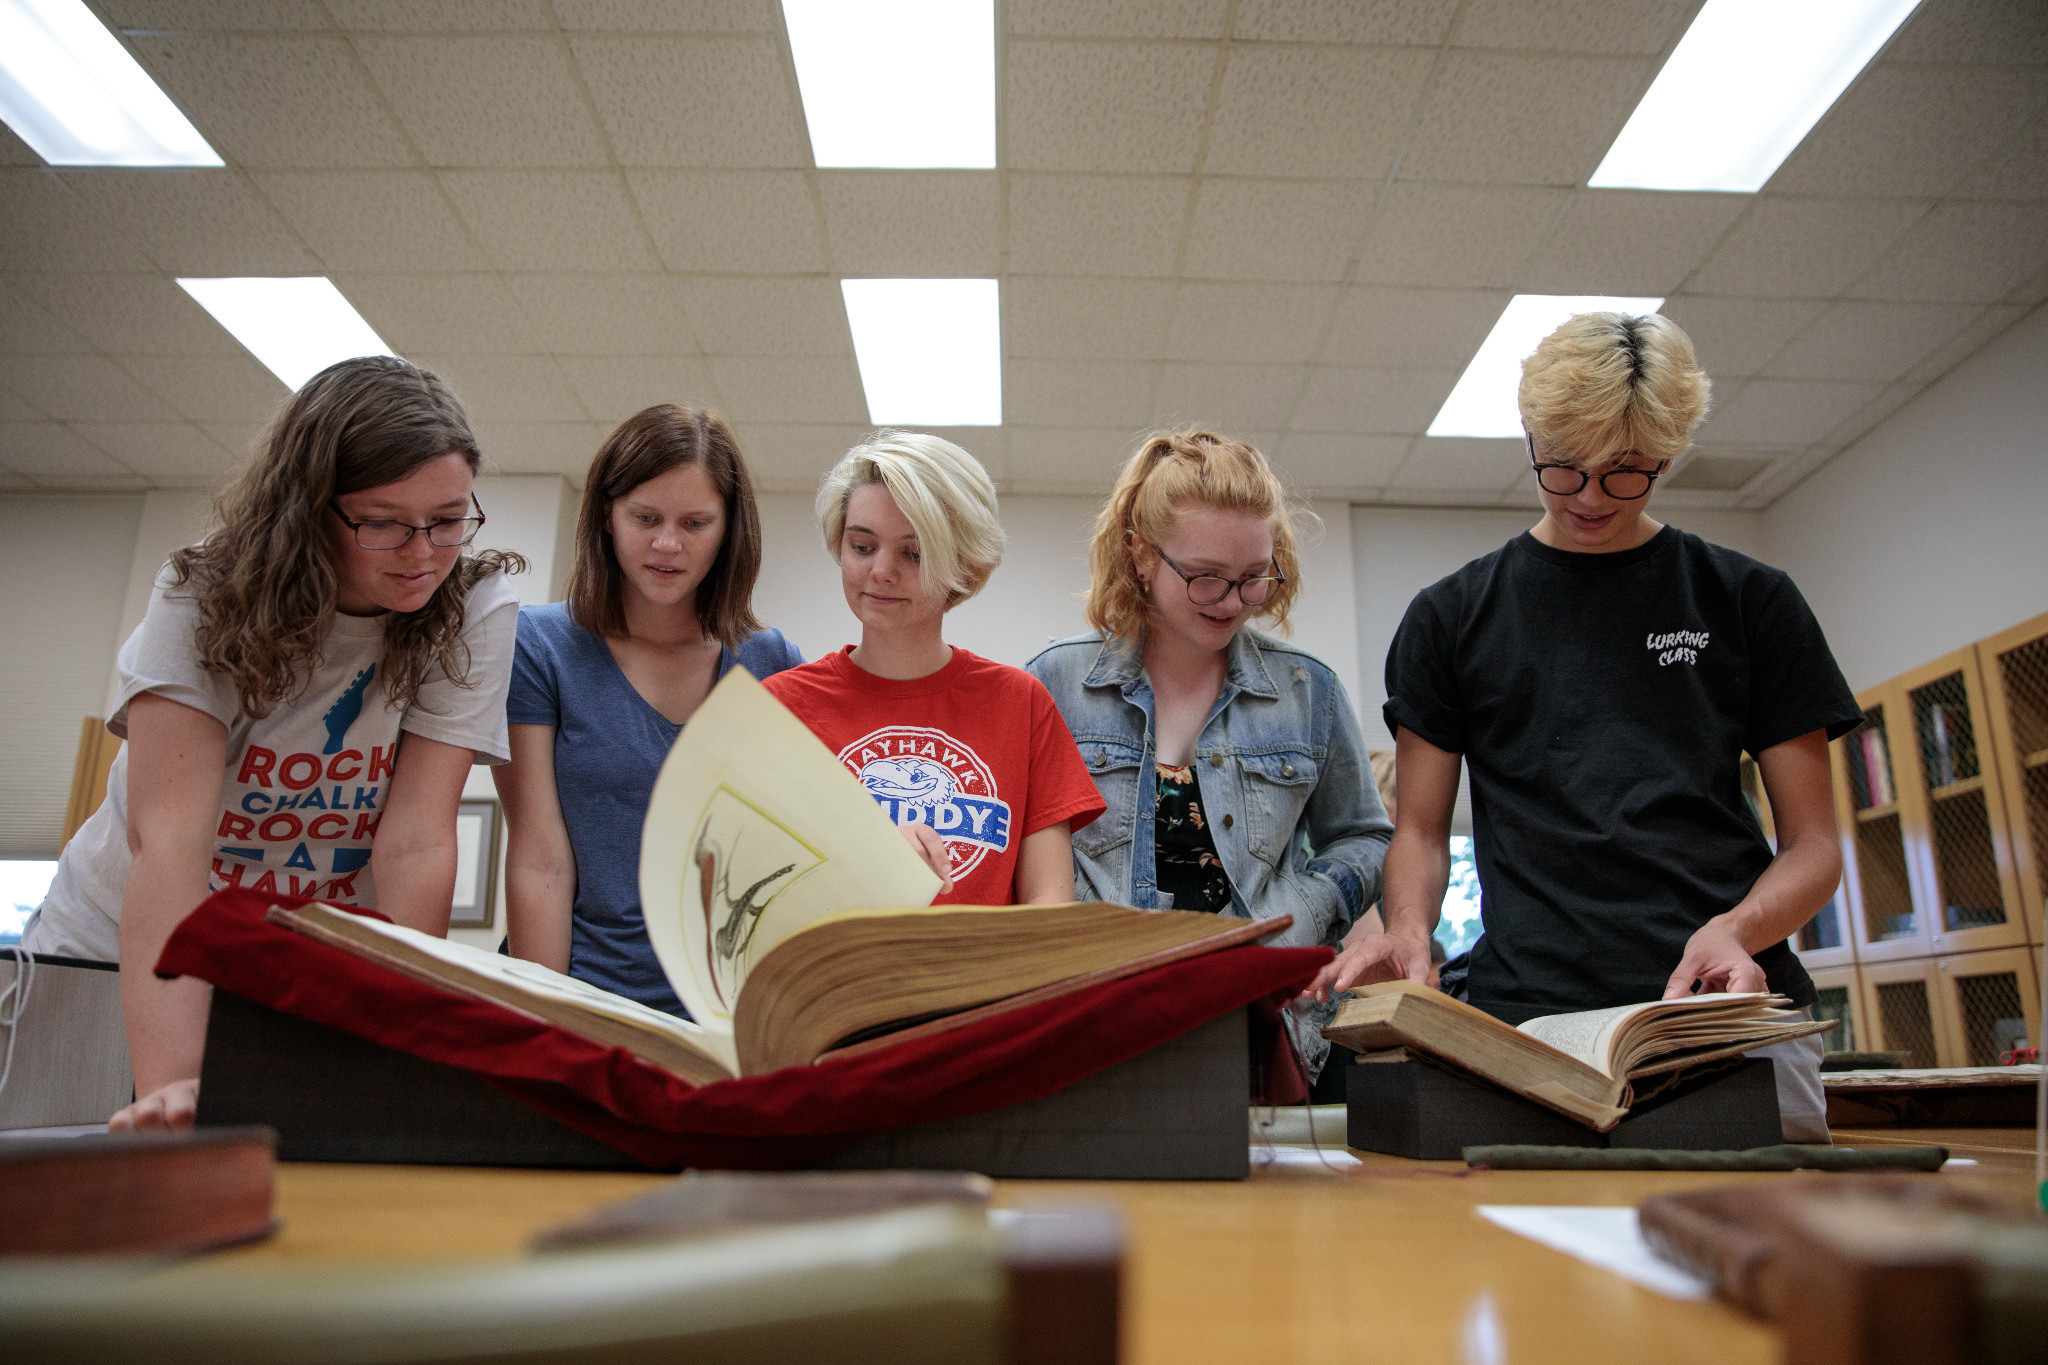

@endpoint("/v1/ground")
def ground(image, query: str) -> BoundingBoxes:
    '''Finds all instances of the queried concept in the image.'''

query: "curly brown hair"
[168,356,521,719]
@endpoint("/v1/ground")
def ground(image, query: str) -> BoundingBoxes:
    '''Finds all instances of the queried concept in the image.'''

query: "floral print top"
[1153,762,1233,914]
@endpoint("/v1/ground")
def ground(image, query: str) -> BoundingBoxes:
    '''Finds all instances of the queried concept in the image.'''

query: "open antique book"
[267,669,1282,1082]
[1322,980,1833,1130]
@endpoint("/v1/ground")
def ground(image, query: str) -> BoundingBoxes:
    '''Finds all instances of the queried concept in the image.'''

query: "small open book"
[1322,981,1833,1130]
[266,669,1283,1083]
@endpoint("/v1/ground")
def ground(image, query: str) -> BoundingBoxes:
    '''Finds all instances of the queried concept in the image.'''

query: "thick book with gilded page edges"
[0,1127,277,1256]
[1322,981,1833,1130]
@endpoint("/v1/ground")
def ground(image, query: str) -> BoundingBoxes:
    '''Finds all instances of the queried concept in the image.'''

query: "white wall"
[1763,303,2048,692]
[472,475,577,607]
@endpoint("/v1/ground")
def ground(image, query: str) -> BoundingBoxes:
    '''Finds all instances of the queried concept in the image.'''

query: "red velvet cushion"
[159,889,1329,1169]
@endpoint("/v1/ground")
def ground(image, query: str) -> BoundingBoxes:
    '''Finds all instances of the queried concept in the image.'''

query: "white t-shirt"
[25,565,519,962]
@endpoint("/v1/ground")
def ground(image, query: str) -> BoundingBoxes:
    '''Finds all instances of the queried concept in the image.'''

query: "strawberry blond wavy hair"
[1084,429,1304,642]
[167,356,521,719]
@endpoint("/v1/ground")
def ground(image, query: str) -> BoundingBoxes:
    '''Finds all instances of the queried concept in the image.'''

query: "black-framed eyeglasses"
[1149,543,1285,608]
[1527,434,1666,500]
[329,493,486,549]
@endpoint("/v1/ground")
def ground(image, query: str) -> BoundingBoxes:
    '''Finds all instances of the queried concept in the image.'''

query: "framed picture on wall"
[450,799,500,929]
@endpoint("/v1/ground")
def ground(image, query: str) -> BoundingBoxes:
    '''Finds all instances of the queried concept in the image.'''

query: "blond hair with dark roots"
[1084,429,1305,642]
[1518,312,1710,467]
[168,355,522,720]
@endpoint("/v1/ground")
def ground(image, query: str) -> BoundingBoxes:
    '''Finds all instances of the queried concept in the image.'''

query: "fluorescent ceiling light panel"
[783,0,994,168]
[1590,0,1918,192]
[841,278,1001,426]
[1427,295,1665,439]
[177,278,396,392]
[0,0,220,166]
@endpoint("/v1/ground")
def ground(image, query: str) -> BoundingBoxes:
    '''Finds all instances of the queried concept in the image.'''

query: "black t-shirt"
[1384,526,1862,1026]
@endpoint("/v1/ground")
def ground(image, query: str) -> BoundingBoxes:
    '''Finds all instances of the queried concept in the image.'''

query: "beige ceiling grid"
[1,0,2044,508]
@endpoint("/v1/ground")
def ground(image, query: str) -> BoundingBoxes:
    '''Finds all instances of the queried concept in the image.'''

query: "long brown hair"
[565,404,765,647]
[168,356,520,719]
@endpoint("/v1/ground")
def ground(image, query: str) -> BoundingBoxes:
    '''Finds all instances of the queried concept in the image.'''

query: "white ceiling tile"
[1004,278,1177,359]
[471,421,608,479]
[127,36,417,169]
[1450,0,1696,54]
[1319,286,1510,370]
[1006,175,1189,277]
[0,424,141,481]
[818,172,1000,276]
[1232,0,1457,44]
[98,1,328,26]
[71,422,237,485]
[1006,41,1215,174]
[0,171,156,271]
[1151,362,1303,429]
[354,36,610,168]
[627,171,826,273]
[729,423,871,483]
[439,171,659,271]
[0,390,46,421]
[58,170,320,274]
[502,274,693,354]
[336,273,546,354]
[4,356,182,422]
[1009,0,1228,38]
[324,0,554,27]
[0,125,38,166]
[1684,198,1929,298]
[255,172,488,271]
[673,276,848,356]
[0,470,32,489]
[1353,184,1568,288]
[1898,303,2029,388]
[1705,380,1883,445]
[1848,201,2048,303]
[555,354,719,424]
[1004,426,1150,493]
[1163,283,1338,363]
[1204,47,1434,180]
[1398,52,1652,185]
[554,0,775,30]
[202,421,267,462]
[1761,301,1983,383]
[706,356,867,424]
[570,36,806,168]
[0,279,95,355]
[923,428,1009,484]
[120,352,291,423]
[1271,433,1409,492]
[1291,367,1456,432]
[1003,359,1157,426]
[1814,384,1920,454]
[1518,191,1749,295]
[1182,180,1373,282]
[415,354,590,422]
[1884,0,2048,65]
[1389,437,1523,492]
[1657,296,1827,379]
[1768,66,2048,200]
[1951,106,2048,200]
[1662,448,1788,494]
[11,273,238,355]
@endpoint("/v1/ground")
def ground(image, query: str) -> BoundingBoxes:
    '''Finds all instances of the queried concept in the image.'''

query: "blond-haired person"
[762,432,1104,906]
[1304,313,1860,1139]
[1026,430,1391,1080]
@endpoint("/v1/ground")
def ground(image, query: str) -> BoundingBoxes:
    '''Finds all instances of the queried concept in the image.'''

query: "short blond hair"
[1084,428,1304,642]
[1519,312,1710,467]
[816,430,1005,606]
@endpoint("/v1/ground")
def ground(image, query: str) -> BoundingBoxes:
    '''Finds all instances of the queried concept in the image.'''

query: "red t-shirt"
[762,647,1105,906]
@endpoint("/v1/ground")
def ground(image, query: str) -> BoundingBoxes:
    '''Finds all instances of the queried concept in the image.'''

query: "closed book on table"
[0,1127,277,1256]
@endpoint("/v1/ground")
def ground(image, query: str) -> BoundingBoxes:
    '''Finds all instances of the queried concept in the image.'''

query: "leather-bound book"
[0,1127,277,1256]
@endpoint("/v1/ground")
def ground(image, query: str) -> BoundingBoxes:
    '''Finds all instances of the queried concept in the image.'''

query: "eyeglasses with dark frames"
[329,493,487,550]
[1148,543,1285,607]
[1526,434,1667,500]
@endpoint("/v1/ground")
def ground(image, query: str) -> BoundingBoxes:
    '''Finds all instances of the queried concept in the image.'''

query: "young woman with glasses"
[22,356,523,1130]
[1304,312,1862,1140]
[495,406,801,1018]
[1026,429,1391,1080]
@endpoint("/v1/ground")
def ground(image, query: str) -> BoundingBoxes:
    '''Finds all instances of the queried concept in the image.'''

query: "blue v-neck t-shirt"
[505,602,804,1017]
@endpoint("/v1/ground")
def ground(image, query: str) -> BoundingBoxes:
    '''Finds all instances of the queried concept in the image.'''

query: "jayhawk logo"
[838,726,1012,882]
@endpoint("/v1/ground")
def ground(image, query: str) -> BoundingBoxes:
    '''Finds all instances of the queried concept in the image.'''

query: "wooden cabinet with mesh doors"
[1832,690,1933,963]
[1930,946,2040,1068]
[1856,957,1954,1069]
[1804,964,1865,1055]
[1975,610,2048,947]
[1743,751,1857,971]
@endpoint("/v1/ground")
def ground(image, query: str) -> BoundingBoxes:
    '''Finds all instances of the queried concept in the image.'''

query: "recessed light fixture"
[1589,0,1919,193]
[782,0,995,169]
[0,0,221,166]
[1427,295,1665,439]
[841,278,1002,426]
[176,278,396,392]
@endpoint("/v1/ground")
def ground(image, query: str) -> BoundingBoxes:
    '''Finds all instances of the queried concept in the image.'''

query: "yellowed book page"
[1513,1002,1657,1076]
[1517,992,1782,1078]
[638,668,943,1062]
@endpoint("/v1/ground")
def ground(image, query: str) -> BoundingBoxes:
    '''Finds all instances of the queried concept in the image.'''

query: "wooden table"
[192,1127,2039,1365]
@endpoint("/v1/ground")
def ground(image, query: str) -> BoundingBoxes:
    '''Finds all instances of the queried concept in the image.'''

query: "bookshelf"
[1930,946,2040,1067]
[1834,695,1931,962]
[1805,964,1864,1054]
[1976,610,2048,946]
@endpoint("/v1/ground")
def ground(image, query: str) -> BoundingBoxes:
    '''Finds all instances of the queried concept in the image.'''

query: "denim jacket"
[1025,629,1392,1074]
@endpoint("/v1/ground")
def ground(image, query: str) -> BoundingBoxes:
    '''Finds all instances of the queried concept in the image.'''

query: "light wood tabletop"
[185,1126,2038,1365]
